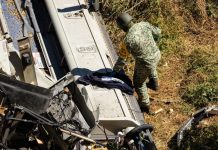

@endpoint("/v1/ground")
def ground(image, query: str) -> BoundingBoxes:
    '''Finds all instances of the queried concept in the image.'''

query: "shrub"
[182,49,218,108]
[181,124,218,150]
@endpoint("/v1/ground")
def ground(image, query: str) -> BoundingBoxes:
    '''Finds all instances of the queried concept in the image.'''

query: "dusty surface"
[144,32,218,149]
[144,54,189,149]
[112,29,218,149]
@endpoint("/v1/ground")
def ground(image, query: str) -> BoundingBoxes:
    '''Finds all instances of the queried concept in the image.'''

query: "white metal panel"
[0,40,11,75]
[50,0,105,72]
[44,0,142,132]
[45,0,126,118]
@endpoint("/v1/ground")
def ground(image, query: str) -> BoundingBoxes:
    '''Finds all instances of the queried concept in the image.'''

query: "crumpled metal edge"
[177,105,218,147]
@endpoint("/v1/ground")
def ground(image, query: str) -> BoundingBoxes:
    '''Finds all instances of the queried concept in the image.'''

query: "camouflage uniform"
[114,22,161,106]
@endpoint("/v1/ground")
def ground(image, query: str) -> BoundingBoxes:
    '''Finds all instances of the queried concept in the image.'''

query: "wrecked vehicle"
[0,0,156,149]
[177,105,218,148]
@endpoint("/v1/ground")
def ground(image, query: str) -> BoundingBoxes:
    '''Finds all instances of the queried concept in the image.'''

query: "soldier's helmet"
[116,12,133,32]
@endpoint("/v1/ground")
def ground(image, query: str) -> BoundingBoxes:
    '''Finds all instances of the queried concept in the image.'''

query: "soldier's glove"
[147,78,159,91]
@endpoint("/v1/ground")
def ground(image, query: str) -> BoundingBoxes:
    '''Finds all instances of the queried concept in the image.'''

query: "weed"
[101,0,186,54]
[180,103,195,115]
[207,0,218,19]
[181,48,218,108]
[100,0,218,149]
[183,83,217,108]
[180,124,218,150]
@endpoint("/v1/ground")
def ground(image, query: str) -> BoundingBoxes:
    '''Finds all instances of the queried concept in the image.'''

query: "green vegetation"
[181,124,218,150]
[101,0,218,108]
[101,0,185,54]
[100,0,218,149]
[182,48,218,108]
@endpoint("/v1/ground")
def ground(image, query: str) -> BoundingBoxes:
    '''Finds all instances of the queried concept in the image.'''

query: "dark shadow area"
[31,0,67,79]
[168,132,180,150]
[0,73,52,114]
[168,125,218,150]
[9,51,25,81]
[57,4,87,13]
[71,67,112,76]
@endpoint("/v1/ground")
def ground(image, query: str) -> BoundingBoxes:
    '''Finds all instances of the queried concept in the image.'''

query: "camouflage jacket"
[124,21,161,68]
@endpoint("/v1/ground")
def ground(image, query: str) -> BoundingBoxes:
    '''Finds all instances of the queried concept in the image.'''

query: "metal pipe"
[59,128,107,147]
[59,128,96,144]
[25,0,57,80]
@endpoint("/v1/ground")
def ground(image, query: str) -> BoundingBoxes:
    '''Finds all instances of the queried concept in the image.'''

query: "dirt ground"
[143,32,218,149]
[144,53,189,149]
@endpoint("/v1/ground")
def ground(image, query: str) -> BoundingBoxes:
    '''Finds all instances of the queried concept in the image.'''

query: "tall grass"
[101,1,218,148]
[181,46,218,107]
[101,0,185,54]
[181,124,218,150]
[101,0,218,107]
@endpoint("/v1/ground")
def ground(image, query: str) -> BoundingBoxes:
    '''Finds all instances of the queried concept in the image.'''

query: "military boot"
[139,100,150,114]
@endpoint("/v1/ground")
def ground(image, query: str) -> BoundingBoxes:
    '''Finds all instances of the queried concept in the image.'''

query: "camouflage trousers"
[114,54,161,106]
[134,61,154,106]
[113,57,151,105]
[114,58,158,106]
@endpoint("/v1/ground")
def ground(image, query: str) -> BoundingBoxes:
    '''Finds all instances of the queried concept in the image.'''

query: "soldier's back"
[124,22,160,64]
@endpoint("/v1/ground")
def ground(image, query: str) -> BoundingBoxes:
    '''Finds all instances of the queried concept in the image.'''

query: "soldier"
[114,12,161,112]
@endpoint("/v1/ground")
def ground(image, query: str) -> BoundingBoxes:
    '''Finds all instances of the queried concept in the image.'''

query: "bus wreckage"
[0,0,157,149]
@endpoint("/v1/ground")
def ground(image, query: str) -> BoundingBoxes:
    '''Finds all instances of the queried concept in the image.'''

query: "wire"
[97,124,109,141]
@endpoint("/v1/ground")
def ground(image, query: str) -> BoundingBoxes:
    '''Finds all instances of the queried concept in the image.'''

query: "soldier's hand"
[147,78,159,91]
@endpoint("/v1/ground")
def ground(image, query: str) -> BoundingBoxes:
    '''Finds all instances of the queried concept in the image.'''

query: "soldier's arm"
[147,22,161,37]
[146,22,161,41]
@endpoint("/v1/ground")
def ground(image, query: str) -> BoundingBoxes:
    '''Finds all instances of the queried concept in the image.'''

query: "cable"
[97,124,109,141]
